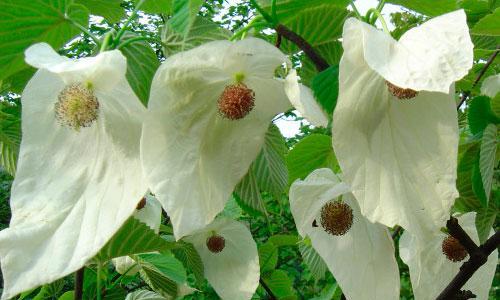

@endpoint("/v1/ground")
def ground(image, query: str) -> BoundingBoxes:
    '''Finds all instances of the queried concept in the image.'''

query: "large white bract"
[481,74,500,98]
[332,10,473,238]
[0,43,148,299]
[141,37,326,239]
[400,213,498,300]
[185,217,260,300]
[289,168,400,300]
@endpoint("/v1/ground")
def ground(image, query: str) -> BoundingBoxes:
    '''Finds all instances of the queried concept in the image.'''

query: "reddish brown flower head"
[136,197,147,210]
[320,201,353,236]
[218,83,255,120]
[206,234,226,253]
[442,235,468,262]
[386,81,418,100]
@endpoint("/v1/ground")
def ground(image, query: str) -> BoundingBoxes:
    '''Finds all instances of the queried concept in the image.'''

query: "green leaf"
[262,269,297,299]
[298,239,328,280]
[0,104,21,176]
[475,204,497,244]
[280,5,350,54]
[0,0,89,81]
[287,134,338,184]
[169,0,205,36]
[75,0,124,23]
[310,284,341,300]
[492,94,500,116]
[138,253,187,284]
[479,124,498,203]
[468,96,500,135]
[387,0,459,16]
[268,234,300,247]
[162,16,231,56]
[134,0,172,14]
[120,35,160,106]
[137,253,186,297]
[1,67,36,94]
[311,65,339,115]
[472,7,500,35]
[471,34,500,50]
[235,124,288,215]
[299,41,343,86]
[171,241,204,286]
[93,217,176,263]
[125,290,168,300]
[258,242,279,273]
[58,291,75,300]
[258,0,350,22]
[455,141,483,212]
[472,157,488,206]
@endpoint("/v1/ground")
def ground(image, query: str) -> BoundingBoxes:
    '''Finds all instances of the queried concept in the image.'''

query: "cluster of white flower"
[0,8,497,300]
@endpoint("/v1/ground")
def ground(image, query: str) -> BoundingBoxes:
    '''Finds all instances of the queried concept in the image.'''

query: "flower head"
[185,218,259,300]
[141,38,327,239]
[0,43,147,299]
[289,168,400,300]
[400,213,498,299]
[332,10,473,238]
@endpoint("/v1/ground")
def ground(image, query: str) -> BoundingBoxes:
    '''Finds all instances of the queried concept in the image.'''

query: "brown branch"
[436,217,499,300]
[457,47,499,110]
[259,278,277,300]
[74,268,84,300]
[275,24,329,72]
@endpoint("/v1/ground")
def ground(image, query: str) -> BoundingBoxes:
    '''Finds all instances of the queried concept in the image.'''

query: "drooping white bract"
[185,217,259,300]
[289,168,400,300]
[332,10,473,238]
[481,74,500,98]
[400,212,498,300]
[113,195,162,275]
[0,43,148,299]
[141,37,326,239]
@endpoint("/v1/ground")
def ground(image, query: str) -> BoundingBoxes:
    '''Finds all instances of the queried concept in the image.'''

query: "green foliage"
[261,269,297,299]
[171,241,205,286]
[134,0,172,14]
[75,0,124,23]
[120,35,161,106]
[0,103,21,176]
[137,253,187,297]
[472,7,500,35]
[298,239,328,280]
[387,0,459,16]
[479,124,498,204]
[287,134,338,184]
[468,96,499,135]
[311,65,339,115]
[0,0,89,82]
[93,217,176,263]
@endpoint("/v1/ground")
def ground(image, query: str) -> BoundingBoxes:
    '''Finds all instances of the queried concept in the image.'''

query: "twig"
[457,48,499,110]
[275,24,329,72]
[74,268,84,300]
[275,32,282,48]
[436,217,499,300]
[391,226,402,239]
[260,278,277,300]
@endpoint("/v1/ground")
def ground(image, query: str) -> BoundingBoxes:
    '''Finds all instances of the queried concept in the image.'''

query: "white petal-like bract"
[332,11,472,238]
[289,168,400,300]
[400,213,498,300]
[185,218,259,300]
[142,38,298,239]
[0,44,147,299]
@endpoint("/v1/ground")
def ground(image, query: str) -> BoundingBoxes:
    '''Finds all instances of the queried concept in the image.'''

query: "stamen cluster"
[319,201,353,236]
[386,81,418,99]
[217,83,255,120]
[55,84,99,130]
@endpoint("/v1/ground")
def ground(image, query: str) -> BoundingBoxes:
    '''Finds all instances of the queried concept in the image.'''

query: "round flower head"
[332,10,473,238]
[400,213,498,300]
[289,168,400,300]
[185,218,259,300]
[112,195,162,275]
[141,38,327,239]
[0,43,148,299]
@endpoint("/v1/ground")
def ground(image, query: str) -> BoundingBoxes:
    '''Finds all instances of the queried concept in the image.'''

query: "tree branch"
[259,278,277,300]
[436,217,499,300]
[74,268,84,300]
[275,24,329,72]
[457,47,499,110]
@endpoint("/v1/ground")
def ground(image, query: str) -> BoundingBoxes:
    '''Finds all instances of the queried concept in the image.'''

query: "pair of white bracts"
[0,8,497,300]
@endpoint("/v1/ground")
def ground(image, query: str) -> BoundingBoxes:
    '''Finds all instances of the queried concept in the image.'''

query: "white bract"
[332,10,473,238]
[0,43,147,299]
[400,213,498,300]
[113,195,162,275]
[481,74,500,98]
[141,37,325,239]
[185,217,259,300]
[289,168,400,300]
